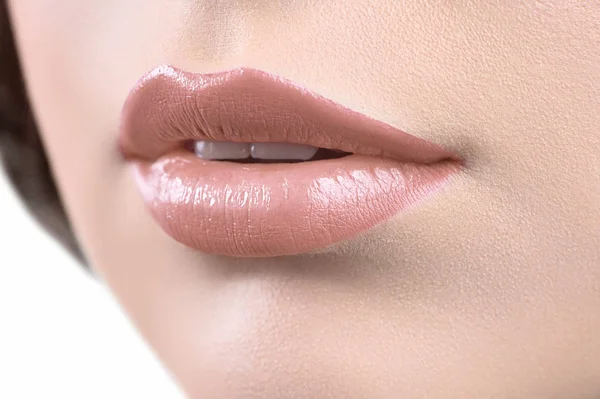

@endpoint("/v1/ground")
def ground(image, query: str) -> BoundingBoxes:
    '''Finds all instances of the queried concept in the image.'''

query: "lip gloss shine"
[120,65,461,257]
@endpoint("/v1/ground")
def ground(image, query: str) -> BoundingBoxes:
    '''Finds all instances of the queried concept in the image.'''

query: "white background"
[0,169,184,398]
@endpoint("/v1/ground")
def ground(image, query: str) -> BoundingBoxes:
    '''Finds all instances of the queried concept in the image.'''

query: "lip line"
[119,65,460,166]
[120,64,462,257]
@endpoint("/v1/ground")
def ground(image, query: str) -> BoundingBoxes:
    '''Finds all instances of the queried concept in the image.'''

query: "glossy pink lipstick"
[120,65,461,257]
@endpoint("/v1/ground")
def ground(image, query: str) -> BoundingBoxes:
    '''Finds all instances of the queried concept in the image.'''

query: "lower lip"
[131,151,459,257]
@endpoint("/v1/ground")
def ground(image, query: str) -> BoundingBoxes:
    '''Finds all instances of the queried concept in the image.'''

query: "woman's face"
[8,1,600,397]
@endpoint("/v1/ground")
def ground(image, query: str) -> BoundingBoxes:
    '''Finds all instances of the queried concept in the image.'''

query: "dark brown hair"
[0,2,84,263]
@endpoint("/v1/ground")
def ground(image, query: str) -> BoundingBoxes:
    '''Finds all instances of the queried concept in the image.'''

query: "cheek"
[8,0,184,142]
[7,0,188,260]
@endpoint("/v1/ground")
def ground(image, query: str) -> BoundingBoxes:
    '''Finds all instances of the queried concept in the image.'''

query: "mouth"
[119,65,461,257]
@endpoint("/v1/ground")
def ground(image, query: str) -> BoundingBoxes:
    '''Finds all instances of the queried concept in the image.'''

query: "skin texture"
[7,1,600,397]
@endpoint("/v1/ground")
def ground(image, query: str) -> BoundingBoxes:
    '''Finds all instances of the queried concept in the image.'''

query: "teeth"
[194,141,251,160]
[250,143,319,161]
[193,141,321,161]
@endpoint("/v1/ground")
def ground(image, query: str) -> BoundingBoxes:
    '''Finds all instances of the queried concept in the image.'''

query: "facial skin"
[8,1,600,397]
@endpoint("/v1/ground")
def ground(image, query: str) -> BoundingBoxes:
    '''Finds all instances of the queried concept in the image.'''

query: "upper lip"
[119,65,458,164]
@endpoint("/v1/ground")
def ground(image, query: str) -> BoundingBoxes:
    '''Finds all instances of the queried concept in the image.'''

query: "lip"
[120,65,461,257]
